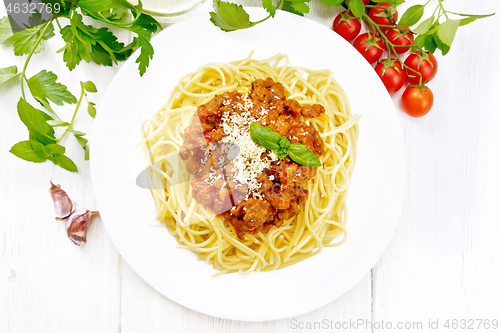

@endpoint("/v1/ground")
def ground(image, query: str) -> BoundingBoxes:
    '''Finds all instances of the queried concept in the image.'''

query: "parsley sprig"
[1,0,160,171]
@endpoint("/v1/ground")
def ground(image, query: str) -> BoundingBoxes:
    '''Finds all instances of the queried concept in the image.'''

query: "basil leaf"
[398,5,425,27]
[349,0,365,19]
[9,140,48,163]
[17,98,56,145]
[433,33,450,56]
[458,13,495,27]
[250,122,281,150]
[287,143,321,167]
[279,137,291,149]
[320,0,344,7]
[437,19,460,46]
[413,15,434,35]
[413,34,437,54]
[49,154,78,172]
[46,143,66,156]
[276,148,288,160]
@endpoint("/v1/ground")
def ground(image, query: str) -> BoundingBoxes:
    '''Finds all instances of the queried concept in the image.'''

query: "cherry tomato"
[404,51,438,84]
[362,0,370,4]
[353,33,384,64]
[332,11,361,41]
[368,3,398,32]
[386,26,414,54]
[375,58,405,93]
[401,86,434,117]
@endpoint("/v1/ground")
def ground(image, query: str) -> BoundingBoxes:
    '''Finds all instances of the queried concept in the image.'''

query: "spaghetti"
[141,53,359,275]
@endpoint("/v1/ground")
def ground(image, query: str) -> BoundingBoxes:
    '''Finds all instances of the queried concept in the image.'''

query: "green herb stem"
[57,82,85,144]
[20,18,54,100]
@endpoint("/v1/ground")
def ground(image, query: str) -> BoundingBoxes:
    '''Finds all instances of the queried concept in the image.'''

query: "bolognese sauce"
[179,78,325,239]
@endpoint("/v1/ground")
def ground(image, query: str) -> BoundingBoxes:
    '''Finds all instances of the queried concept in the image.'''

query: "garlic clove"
[65,210,99,246]
[50,181,74,220]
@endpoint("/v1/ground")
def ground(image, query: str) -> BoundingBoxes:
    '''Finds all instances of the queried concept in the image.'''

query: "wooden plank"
[372,1,500,330]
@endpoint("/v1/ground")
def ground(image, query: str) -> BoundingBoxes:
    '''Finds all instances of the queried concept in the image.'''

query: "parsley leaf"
[9,140,48,163]
[0,66,19,87]
[262,0,277,17]
[0,16,14,43]
[58,12,131,70]
[77,0,127,13]
[11,14,55,56]
[27,70,77,107]
[133,35,154,76]
[17,98,56,145]
[210,0,254,32]
[285,0,310,15]
[281,2,304,16]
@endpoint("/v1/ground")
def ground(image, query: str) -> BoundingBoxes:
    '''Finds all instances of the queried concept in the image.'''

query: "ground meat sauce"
[179,78,325,239]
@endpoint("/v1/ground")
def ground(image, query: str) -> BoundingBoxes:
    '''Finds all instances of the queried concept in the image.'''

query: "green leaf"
[9,140,48,163]
[281,2,304,16]
[83,81,97,92]
[58,13,131,70]
[0,66,19,87]
[87,102,97,118]
[287,0,310,14]
[279,137,291,149]
[276,148,288,160]
[27,70,77,107]
[49,154,78,172]
[372,0,404,5]
[47,120,70,127]
[77,0,126,12]
[412,15,434,35]
[0,16,14,43]
[437,19,460,46]
[287,143,321,167]
[17,98,56,145]
[320,0,344,6]
[134,35,154,76]
[398,5,424,27]
[433,32,450,56]
[413,34,437,54]
[262,0,276,17]
[46,143,66,156]
[349,0,365,19]
[69,129,86,137]
[250,122,281,150]
[210,0,254,32]
[11,18,54,56]
[457,13,495,27]
[75,135,90,160]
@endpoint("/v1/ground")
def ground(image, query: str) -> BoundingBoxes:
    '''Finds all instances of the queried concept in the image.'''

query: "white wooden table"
[1,1,499,332]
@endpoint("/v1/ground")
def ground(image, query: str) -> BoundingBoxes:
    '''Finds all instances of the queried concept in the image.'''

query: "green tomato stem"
[362,13,423,84]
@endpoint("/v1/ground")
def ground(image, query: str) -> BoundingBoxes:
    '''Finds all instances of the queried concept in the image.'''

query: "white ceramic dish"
[90,8,406,321]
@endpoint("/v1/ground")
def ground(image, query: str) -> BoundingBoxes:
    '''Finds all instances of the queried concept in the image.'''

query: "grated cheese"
[220,94,277,199]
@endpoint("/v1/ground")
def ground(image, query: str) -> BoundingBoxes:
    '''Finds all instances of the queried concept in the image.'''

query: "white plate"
[90,8,406,321]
